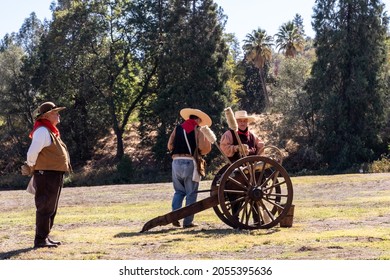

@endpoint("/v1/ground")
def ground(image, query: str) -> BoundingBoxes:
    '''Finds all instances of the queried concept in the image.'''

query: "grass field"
[0,173,389,260]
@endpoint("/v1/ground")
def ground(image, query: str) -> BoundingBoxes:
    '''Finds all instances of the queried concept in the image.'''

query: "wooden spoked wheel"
[217,156,293,229]
[210,164,236,228]
[259,145,285,165]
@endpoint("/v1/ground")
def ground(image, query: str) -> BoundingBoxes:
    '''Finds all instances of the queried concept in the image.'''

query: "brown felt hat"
[34,102,66,119]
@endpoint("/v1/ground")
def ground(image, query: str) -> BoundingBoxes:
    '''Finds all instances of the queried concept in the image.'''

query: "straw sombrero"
[234,110,255,123]
[180,108,212,127]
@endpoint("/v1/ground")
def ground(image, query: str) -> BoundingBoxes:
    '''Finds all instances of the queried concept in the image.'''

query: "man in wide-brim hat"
[167,108,212,228]
[220,110,264,162]
[179,108,212,127]
[219,109,264,217]
[33,101,66,120]
[22,101,71,248]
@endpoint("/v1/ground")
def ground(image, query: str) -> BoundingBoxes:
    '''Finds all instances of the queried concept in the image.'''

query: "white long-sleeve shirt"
[27,127,52,167]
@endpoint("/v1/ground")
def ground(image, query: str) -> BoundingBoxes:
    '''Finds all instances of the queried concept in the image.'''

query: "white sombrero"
[234,110,256,122]
[180,108,212,127]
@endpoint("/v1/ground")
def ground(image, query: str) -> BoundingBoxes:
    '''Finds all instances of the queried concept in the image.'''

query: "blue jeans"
[171,158,199,226]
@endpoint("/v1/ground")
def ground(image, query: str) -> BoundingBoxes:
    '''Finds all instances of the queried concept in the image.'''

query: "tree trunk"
[259,69,269,108]
[115,129,124,160]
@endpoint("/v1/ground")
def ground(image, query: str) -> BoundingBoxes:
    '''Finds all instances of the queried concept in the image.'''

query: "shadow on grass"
[0,247,35,260]
[114,227,281,238]
[114,227,180,238]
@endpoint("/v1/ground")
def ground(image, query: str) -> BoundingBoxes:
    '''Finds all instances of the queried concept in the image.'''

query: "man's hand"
[21,163,33,176]
[235,144,250,156]
[242,144,250,156]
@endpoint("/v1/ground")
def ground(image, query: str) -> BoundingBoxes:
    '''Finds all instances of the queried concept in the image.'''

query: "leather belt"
[172,154,193,159]
[34,170,64,175]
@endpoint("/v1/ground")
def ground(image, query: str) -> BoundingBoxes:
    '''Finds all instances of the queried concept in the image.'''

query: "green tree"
[275,21,304,58]
[236,60,265,113]
[293,13,306,38]
[139,0,230,169]
[384,36,390,148]
[271,55,322,171]
[223,33,243,105]
[0,43,26,168]
[0,13,45,173]
[37,1,111,163]
[308,0,389,170]
[37,0,161,162]
[242,28,273,108]
[273,56,314,139]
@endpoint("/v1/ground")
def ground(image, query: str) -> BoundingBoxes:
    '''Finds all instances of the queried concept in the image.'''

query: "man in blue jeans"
[167,108,212,228]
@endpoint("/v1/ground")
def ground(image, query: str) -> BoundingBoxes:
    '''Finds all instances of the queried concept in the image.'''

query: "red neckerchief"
[29,119,60,138]
[237,128,249,137]
[181,119,198,133]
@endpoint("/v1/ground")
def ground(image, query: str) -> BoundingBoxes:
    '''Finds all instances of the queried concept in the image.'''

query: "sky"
[1,0,390,43]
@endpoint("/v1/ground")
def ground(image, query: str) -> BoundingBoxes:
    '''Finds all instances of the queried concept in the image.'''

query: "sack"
[26,176,36,195]
[194,149,206,177]
[191,159,201,182]
[197,156,206,177]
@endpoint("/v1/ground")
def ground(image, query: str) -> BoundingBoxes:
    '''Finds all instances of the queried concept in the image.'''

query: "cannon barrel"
[141,195,219,232]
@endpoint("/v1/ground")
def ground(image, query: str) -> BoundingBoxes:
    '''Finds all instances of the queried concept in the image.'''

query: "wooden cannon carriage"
[141,108,294,232]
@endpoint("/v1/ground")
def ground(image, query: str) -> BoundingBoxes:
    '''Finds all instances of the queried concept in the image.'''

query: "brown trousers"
[34,171,64,243]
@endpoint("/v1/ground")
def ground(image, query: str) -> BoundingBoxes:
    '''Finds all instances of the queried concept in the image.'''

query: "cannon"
[141,109,293,232]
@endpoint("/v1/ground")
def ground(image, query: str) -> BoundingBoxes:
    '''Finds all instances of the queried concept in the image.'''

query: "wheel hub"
[249,188,263,201]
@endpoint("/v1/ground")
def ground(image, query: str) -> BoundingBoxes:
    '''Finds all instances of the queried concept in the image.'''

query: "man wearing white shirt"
[22,101,71,248]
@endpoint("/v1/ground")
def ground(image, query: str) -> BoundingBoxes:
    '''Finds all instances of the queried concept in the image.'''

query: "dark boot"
[34,238,58,248]
[48,237,62,245]
[172,221,180,227]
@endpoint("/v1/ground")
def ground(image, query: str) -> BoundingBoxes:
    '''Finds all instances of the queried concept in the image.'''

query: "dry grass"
[1,173,389,260]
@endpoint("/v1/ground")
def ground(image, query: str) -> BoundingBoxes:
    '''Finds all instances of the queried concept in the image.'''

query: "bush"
[369,154,390,173]
[283,145,324,173]
[117,155,133,181]
[0,174,30,190]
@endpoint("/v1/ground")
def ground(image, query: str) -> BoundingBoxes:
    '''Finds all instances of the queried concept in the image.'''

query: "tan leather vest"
[34,132,71,172]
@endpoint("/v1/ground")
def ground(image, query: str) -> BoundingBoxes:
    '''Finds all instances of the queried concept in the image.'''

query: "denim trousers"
[171,158,199,226]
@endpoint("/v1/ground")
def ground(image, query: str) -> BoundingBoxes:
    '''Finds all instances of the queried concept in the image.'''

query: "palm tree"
[243,28,273,107]
[275,21,304,57]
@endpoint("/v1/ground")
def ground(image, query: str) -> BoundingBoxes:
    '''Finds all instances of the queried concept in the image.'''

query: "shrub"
[369,154,390,173]
[0,174,29,190]
[117,155,133,181]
